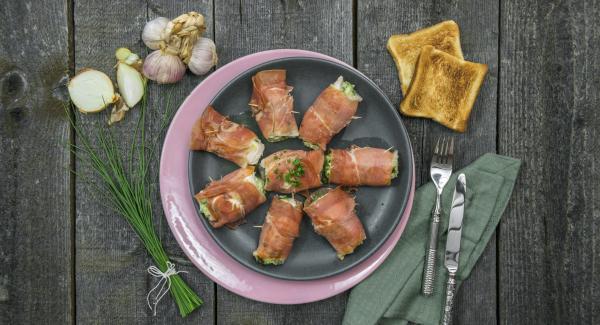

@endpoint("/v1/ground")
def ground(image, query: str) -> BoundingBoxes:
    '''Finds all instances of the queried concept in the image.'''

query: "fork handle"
[441,272,457,325]
[422,200,441,295]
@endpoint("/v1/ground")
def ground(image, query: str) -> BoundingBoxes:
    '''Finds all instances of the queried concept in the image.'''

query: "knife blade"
[441,173,466,325]
[444,173,466,273]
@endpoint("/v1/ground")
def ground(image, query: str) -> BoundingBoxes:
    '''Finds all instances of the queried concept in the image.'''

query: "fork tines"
[433,136,454,165]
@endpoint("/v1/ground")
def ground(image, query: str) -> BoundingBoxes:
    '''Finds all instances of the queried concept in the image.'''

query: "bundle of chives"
[67,94,202,317]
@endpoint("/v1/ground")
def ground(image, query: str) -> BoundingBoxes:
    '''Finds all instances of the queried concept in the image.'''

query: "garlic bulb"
[142,17,169,50]
[143,50,186,84]
[188,37,218,75]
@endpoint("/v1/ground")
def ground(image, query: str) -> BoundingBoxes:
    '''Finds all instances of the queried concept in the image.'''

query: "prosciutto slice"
[194,167,266,228]
[253,196,303,265]
[325,146,398,186]
[249,70,299,142]
[303,187,366,259]
[260,149,324,193]
[299,76,362,150]
[190,106,265,167]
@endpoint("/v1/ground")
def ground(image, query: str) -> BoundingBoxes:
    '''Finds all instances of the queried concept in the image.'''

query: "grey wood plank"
[498,0,600,324]
[215,0,353,65]
[0,0,72,324]
[214,0,353,324]
[357,1,499,324]
[147,1,217,324]
[74,0,214,323]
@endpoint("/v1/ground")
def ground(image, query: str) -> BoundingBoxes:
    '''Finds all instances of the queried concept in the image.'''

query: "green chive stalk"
[67,94,202,317]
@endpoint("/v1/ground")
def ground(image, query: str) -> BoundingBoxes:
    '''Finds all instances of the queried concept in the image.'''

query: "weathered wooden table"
[1,0,599,324]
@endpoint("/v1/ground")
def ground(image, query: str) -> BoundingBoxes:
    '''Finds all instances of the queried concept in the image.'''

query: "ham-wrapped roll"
[190,106,265,167]
[299,76,363,150]
[304,187,366,259]
[249,70,299,142]
[253,196,303,265]
[194,167,266,228]
[260,149,324,193]
[324,146,399,186]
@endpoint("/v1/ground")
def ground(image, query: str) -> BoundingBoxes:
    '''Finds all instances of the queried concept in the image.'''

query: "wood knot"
[1,70,27,103]
[8,106,26,123]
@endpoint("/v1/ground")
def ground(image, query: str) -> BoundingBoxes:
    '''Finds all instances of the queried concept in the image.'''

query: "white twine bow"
[146,261,187,316]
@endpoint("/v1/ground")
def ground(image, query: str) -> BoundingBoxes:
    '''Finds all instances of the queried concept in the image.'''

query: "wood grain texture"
[498,0,600,323]
[74,0,214,323]
[357,1,499,324]
[4,1,600,324]
[214,0,353,323]
[147,1,216,324]
[215,0,353,65]
[0,0,72,324]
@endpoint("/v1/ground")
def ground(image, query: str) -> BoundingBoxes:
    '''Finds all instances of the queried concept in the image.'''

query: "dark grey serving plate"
[189,57,413,281]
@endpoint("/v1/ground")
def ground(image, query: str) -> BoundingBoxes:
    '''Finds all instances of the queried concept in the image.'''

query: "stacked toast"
[387,21,487,132]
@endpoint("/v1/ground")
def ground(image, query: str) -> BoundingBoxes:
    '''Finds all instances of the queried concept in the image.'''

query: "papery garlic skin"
[188,37,218,75]
[117,63,145,107]
[142,17,169,50]
[143,50,186,84]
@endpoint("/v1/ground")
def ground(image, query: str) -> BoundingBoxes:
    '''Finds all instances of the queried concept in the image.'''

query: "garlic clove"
[143,50,186,84]
[68,68,118,113]
[142,17,169,50]
[188,37,218,76]
[117,62,145,108]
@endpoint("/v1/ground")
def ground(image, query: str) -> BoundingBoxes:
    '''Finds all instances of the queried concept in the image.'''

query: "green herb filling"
[303,141,321,150]
[198,199,215,222]
[267,135,289,143]
[322,152,333,183]
[283,158,305,188]
[391,150,399,179]
[253,252,285,265]
[247,173,265,195]
[331,76,362,101]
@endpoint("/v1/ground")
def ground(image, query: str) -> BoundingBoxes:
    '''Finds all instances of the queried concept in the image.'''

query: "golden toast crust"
[387,20,464,95]
[400,45,488,132]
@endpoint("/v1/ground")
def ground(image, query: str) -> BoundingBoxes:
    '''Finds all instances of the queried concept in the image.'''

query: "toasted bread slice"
[387,20,464,95]
[400,45,487,132]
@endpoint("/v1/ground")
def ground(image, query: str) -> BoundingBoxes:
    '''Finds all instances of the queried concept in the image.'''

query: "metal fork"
[422,136,454,296]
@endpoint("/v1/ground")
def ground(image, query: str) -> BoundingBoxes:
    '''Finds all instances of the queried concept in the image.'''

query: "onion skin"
[142,50,186,84]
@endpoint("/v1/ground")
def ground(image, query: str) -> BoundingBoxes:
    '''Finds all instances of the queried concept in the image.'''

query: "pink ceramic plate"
[160,49,415,304]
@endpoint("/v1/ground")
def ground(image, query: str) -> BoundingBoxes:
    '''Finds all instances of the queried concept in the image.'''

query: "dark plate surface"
[189,57,413,280]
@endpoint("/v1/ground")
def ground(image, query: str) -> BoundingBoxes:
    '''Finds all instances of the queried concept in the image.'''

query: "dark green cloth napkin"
[343,153,521,325]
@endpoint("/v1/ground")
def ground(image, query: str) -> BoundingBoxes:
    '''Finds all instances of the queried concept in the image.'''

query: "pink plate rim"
[159,49,415,304]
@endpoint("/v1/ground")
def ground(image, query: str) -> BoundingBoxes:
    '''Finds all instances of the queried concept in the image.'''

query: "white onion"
[68,69,117,113]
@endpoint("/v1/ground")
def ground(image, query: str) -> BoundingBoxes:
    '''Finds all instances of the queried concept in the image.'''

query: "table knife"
[441,174,466,325]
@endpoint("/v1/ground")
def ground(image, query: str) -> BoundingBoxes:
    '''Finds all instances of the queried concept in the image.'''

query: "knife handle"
[422,207,441,295]
[441,272,457,325]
